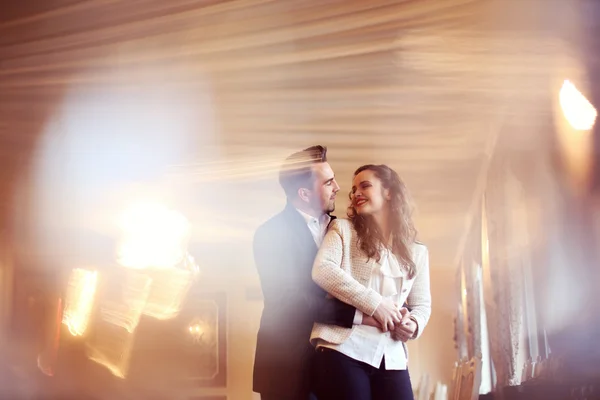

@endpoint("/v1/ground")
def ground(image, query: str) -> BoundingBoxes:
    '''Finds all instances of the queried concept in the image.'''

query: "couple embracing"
[253,145,431,400]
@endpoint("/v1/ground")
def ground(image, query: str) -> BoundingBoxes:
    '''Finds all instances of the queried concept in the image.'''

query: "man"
[252,145,406,400]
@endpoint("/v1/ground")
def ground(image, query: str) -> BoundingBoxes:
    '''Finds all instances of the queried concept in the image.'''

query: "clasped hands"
[363,298,417,342]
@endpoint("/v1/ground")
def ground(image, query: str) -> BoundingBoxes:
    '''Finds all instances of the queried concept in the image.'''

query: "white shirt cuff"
[353,310,363,325]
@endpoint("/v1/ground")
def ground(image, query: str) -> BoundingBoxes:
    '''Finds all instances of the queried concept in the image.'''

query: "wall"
[407,266,457,391]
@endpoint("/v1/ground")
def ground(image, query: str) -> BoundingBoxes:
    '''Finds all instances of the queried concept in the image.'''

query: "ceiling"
[0,0,586,273]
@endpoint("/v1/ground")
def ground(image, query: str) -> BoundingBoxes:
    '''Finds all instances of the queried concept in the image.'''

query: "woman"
[311,164,431,400]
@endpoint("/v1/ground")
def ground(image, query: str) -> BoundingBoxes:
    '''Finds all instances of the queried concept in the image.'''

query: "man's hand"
[362,315,382,329]
[372,298,403,332]
[391,314,418,342]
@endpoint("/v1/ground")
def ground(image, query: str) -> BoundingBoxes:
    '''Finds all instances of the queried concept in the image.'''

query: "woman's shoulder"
[411,241,429,264]
[328,218,359,244]
[329,218,355,234]
[412,241,428,251]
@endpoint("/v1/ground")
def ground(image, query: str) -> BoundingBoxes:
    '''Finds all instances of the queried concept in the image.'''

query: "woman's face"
[350,169,390,216]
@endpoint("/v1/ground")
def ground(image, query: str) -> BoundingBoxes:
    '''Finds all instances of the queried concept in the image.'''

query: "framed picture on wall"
[128,289,228,389]
[189,291,228,387]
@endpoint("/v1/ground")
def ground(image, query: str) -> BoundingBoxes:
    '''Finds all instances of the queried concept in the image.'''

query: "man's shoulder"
[256,210,285,230]
[255,211,281,234]
[254,209,294,243]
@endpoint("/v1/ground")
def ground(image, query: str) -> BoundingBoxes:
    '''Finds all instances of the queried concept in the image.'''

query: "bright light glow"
[62,269,98,337]
[116,202,198,319]
[559,80,597,131]
[188,319,209,344]
[117,202,191,269]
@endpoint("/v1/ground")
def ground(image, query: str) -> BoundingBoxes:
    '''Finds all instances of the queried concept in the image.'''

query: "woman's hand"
[391,317,418,342]
[363,306,411,332]
[372,297,403,331]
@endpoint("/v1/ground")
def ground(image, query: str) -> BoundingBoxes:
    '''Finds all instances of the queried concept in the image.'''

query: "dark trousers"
[313,347,414,400]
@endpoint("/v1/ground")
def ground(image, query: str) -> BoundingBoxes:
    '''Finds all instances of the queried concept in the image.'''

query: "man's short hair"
[278,145,328,199]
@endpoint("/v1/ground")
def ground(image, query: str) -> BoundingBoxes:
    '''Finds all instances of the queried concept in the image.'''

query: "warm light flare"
[85,202,198,378]
[62,269,98,337]
[188,319,211,344]
[559,80,597,131]
[142,258,198,320]
[98,271,153,333]
[117,202,191,269]
[86,270,152,378]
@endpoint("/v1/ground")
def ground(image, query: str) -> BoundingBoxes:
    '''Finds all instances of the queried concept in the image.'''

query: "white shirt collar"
[295,208,330,227]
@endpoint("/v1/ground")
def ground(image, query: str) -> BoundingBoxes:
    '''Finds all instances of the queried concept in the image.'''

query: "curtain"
[481,153,525,387]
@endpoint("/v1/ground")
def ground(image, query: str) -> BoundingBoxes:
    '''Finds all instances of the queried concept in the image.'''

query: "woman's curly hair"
[348,164,417,278]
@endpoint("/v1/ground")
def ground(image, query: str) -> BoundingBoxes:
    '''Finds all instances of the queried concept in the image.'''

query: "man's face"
[308,162,340,214]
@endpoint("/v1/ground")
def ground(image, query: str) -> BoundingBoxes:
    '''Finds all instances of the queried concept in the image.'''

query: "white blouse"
[316,248,410,370]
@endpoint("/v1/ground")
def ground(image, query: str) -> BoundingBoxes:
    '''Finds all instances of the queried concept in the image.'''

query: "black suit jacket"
[252,204,356,397]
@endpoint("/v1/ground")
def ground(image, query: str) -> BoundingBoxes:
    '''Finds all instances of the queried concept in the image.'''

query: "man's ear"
[298,187,311,203]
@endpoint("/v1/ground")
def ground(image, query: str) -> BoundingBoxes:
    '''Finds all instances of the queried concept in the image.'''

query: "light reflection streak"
[62,268,98,337]
[86,270,152,378]
[99,270,153,333]
[142,254,199,320]
[37,298,64,377]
